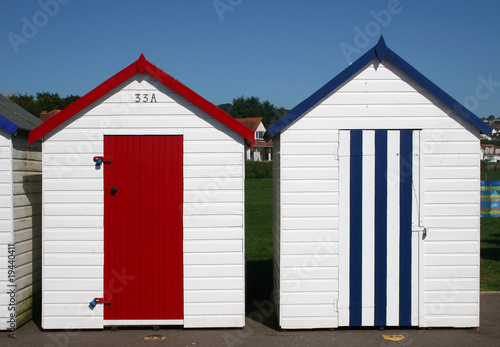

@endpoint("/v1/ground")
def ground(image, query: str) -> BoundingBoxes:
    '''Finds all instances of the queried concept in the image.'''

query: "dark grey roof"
[0,94,43,132]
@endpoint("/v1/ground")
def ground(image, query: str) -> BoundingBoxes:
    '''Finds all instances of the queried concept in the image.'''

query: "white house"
[237,117,273,161]
[29,55,254,329]
[481,144,500,162]
[0,95,42,330]
[265,37,492,329]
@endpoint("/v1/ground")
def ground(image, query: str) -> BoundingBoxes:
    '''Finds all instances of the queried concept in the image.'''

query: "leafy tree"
[487,115,495,120]
[222,96,289,127]
[230,96,262,119]
[218,103,233,114]
[8,93,36,115]
[9,92,80,117]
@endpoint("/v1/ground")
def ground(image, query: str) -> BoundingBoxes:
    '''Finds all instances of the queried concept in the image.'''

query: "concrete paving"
[2,293,499,347]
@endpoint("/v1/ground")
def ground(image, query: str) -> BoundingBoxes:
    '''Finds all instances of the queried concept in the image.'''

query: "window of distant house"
[256,131,264,139]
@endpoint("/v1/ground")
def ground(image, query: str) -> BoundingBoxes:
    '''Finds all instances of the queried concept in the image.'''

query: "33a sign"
[135,93,157,103]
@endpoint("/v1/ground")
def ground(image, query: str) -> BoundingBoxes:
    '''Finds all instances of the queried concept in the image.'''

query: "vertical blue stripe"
[399,130,413,326]
[374,130,388,326]
[349,130,363,326]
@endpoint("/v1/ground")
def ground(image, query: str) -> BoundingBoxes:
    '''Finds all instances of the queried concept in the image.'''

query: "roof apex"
[136,53,147,73]
[265,37,493,140]
[374,36,388,63]
[29,56,255,146]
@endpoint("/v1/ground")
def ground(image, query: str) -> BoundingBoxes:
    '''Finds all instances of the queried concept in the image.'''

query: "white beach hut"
[29,55,254,329]
[265,37,492,329]
[0,95,42,331]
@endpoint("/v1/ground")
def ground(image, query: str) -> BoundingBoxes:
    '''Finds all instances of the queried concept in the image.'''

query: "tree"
[222,96,289,127]
[487,115,495,120]
[9,92,80,117]
[9,93,37,114]
[218,103,232,114]
[230,96,262,119]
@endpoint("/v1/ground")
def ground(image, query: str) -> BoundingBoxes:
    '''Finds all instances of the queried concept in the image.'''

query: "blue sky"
[1,0,499,117]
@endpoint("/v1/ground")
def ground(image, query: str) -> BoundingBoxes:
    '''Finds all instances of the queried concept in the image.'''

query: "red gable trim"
[29,54,255,146]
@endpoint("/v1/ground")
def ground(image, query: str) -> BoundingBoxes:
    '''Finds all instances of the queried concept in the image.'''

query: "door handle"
[107,186,118,195]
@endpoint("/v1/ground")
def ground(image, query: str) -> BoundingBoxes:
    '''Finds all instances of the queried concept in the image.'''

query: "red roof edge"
[29,55,255,147]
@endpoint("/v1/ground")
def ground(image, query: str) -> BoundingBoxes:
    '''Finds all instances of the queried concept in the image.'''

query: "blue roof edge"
[265,36,493,140]
[0,114,20,134]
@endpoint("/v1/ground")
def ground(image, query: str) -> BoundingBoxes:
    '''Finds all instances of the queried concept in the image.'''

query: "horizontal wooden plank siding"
[0,133,12,330]
[272,134,281,322]
[12,137,42,327]
[41,74,245,329]
[0,134,42,330]
[277,59,481,328]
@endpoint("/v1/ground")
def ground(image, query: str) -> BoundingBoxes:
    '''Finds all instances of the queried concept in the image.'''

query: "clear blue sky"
[1,0,499,118]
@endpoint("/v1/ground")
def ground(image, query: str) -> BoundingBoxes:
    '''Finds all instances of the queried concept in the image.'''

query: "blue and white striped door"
[338,130,420,327]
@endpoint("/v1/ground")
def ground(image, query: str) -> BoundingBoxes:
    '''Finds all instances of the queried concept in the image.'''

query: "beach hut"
[265,37,492,329]
[29,55,254,329]
[0,95,42,330]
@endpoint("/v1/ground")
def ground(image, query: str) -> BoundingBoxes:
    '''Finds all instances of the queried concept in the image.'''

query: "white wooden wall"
[12,137,42,327]
[0,133,42,330]
[276,59,481,329]
[0,132,12,330]
[272,134,281,320]
[41,74,245,329]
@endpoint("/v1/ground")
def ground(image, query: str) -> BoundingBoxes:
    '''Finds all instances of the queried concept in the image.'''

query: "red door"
[103,135,183,320]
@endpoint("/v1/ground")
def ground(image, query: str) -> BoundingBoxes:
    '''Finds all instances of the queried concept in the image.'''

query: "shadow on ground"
[481,248,500,261]
[245,259,279,330]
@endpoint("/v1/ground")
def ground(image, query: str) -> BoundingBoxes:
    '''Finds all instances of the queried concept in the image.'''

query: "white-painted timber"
[274,59,481,329]
[0,132,42,331]
[41,74,245,329]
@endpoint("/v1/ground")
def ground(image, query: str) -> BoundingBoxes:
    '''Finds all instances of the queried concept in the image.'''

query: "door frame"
[337,129,424,327]
[102,133,184,326]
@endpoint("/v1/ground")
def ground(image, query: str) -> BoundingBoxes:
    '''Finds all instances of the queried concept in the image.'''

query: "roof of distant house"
[0,94,42,134]
[236,117,263,132]
[491,123,500,132]
[255,139,273,148]
[40,109,62,122]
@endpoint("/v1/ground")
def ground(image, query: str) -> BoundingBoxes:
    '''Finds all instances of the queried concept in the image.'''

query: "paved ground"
[2,293,500,347]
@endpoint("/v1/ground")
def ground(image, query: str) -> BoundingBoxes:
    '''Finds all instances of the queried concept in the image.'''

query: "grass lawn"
[482,162,500,180]
[482,171,500,181]
[245,178,273,261]
[245,178,273,308]
[481,217,500,291]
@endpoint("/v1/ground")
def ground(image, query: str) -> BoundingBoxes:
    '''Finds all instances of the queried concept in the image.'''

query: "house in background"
[481,121,500,141]
[40,109,61,122]
[0,94,43,330]
[237,117,272,161]
[481,144,500,162]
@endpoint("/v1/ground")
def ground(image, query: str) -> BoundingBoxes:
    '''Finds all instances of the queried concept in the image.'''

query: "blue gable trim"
[0,114,20,134]
[265,36,492,140]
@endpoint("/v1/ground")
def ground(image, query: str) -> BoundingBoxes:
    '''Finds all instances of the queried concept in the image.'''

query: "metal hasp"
[89,297,111,310]
[93,156,112,166]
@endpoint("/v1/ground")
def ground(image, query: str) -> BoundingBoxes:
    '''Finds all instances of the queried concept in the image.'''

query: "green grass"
[245,178,273,261]
[245,178,273,308]
[482,171,500,180]
[481,217,500,291]
[481,162,500,180]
